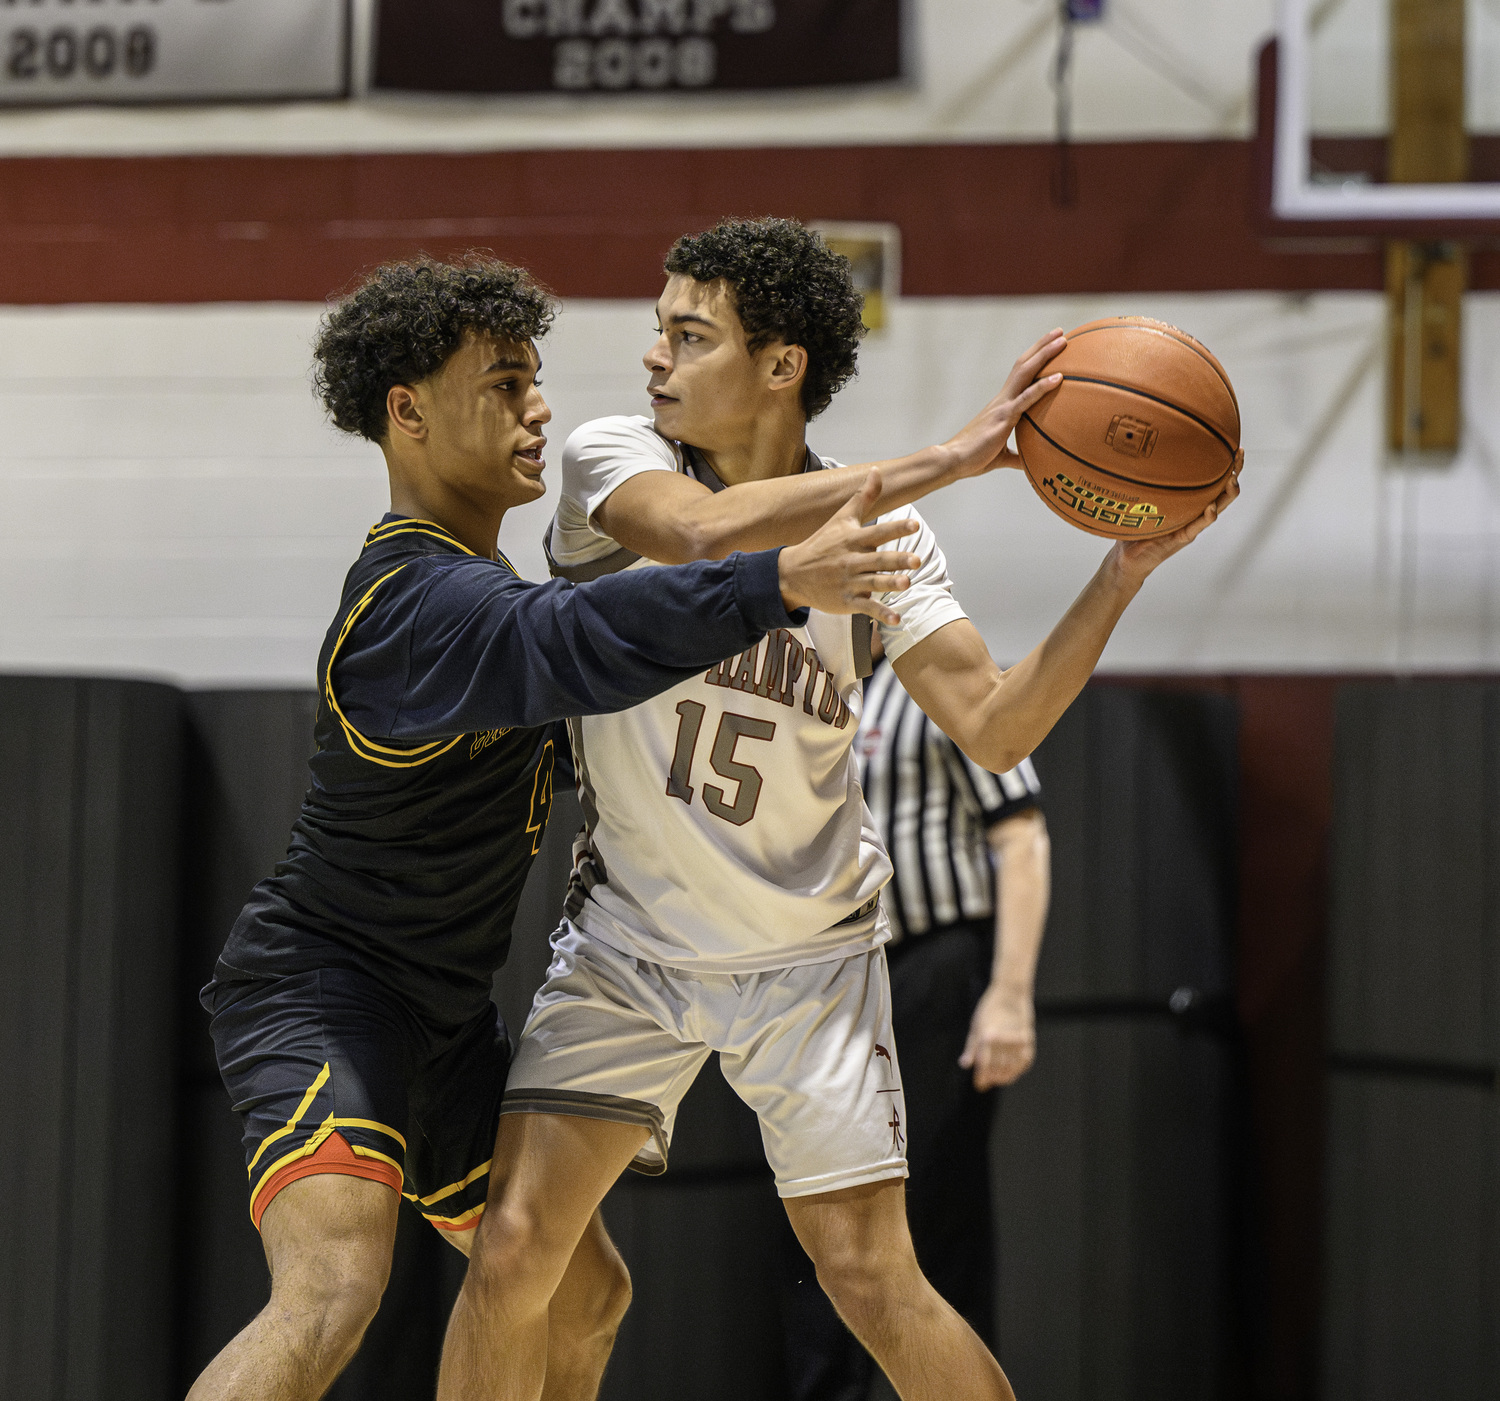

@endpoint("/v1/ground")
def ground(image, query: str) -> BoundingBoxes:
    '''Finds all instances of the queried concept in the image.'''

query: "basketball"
[1015,317,1240,539]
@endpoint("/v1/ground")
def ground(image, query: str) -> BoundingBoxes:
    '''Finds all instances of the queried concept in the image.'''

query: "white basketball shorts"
[502,920,909,1198]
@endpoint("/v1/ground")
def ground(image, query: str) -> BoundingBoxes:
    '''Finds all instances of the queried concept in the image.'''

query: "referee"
[780,636,1051,1401]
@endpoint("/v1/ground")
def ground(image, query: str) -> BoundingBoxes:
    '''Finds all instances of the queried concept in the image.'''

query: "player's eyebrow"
[665,312,715,330]
[482,355,537,375]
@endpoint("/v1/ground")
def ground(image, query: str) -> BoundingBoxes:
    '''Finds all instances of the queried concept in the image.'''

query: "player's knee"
[322,1271,388,1352]
[466,1201,569,1304]
[810,1236,916,1332]
[270,1241,391,1354]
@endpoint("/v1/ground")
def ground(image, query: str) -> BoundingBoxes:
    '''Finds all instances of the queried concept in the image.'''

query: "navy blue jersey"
[211,515,800,1026]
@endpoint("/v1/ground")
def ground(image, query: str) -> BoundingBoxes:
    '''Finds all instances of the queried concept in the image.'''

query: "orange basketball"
[1015,317,1240,539]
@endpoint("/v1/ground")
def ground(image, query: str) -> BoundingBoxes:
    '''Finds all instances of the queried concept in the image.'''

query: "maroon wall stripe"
[1236,676,1336,1401]
[0,142,1495,303]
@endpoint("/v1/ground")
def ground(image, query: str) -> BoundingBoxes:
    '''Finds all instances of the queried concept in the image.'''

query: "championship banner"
[374,0,902,95]
[0,0,349,106]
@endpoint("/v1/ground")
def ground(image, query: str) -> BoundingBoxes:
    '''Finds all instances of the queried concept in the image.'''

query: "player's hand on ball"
[778,470,921,625]
[941,329,1067,480]
[960,984,1037,1090]
[1111,449,1243,583]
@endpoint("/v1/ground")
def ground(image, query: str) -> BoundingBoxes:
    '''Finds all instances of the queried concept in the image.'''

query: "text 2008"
[7,26,157,81]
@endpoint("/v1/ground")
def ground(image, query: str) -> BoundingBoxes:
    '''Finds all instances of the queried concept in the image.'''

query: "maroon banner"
[373,0,902,94]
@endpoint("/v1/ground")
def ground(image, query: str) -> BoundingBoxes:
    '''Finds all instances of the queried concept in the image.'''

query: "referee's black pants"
[778,922,998,1401]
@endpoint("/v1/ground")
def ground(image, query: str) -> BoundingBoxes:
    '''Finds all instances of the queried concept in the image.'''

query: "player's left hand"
[940,329,1068,481]
[778,469,922,624]
[1110,449,1243,585]
[960,984,1037,1090]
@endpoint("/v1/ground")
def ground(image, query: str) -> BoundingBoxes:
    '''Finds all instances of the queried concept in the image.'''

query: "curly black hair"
[312,253,557,443]
[664,217,865,420]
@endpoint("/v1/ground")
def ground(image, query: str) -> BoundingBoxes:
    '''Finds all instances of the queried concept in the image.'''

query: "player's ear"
[767,343,808,396]
[386,383,427,442]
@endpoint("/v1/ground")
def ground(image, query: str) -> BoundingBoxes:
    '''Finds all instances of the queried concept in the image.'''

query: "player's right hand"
[1111,448,1243,584]
[777,470,921,626]
[941,328,1067,480]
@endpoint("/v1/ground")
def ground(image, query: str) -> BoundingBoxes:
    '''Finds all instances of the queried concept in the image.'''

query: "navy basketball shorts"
[206,967,510,1237]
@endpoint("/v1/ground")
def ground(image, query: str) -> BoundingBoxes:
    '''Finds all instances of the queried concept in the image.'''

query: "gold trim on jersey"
[243,1061,411,1220]
[365,516,475,556]
[247,1061,332,1175]
[402,1158,493,1208]
[364,516,520,578]
[326,564,465,768]
[327,519,522,768]
[422,1202,487,1230]
[247,1127,408,1223]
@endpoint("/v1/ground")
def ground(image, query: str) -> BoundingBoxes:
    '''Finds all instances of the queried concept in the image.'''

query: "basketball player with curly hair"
[188,251,924,1401]
[437,219,1240,1401]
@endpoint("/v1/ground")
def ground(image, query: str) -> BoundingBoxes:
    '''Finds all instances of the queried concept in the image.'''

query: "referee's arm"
[960,807,1051,1091]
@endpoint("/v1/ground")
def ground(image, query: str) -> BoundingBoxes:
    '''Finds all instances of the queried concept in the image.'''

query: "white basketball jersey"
[547,415,968,973]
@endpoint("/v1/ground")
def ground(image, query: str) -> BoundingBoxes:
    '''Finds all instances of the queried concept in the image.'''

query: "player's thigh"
[720,948,909,1200]
[464,1109,649,1300]
[259,1171,400,1309]
[502,920,712,1175]
[208,967,413,1232]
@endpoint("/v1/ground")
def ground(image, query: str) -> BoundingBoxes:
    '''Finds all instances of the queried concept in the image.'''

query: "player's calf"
[540,1214,633,1401]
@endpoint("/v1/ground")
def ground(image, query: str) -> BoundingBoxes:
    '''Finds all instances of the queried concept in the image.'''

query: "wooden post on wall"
[1386,0,1467,455]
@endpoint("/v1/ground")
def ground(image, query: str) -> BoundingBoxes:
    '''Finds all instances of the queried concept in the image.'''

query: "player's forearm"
[988,815,1050,997]
[392,552,796,735]
[637,446,960,562]
[962,556,1140,772]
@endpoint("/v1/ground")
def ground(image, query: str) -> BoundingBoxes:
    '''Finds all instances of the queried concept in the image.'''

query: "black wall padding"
[602,1168,788,1401]
[1322,682,1500,1401]
[993,687,1243,1401]
[1,679,1252,1401]
[994,1020,1237,1401]
[1329,682,1496,1069]
[1321,1076,1497,1400]
[176,690,321,1387]
[1032,688,1238,1004]
[0,678,183,1401]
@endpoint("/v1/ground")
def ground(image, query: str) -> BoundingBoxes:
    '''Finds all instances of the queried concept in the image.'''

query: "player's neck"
[386,476,502,561]
[695,415,808,487]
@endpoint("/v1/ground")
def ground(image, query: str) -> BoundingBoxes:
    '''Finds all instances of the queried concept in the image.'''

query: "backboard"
[1258,0,1500,236]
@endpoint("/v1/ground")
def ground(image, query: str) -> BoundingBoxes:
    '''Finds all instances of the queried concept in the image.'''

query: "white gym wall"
[2,292,1496,685]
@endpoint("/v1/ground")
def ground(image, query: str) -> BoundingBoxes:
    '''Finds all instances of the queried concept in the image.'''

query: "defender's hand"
[1110,449,1243,586]
[940,329,1068,481]
[778,470,921,625]
[960,985,1037,1090]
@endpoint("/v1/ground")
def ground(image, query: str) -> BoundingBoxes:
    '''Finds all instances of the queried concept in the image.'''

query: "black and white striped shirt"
[857,659,1041,943]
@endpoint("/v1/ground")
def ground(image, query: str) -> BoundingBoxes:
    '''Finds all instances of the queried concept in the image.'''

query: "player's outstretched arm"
[892,459,1241,773]
[593,331,1066,564]
[347,478,916,738]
